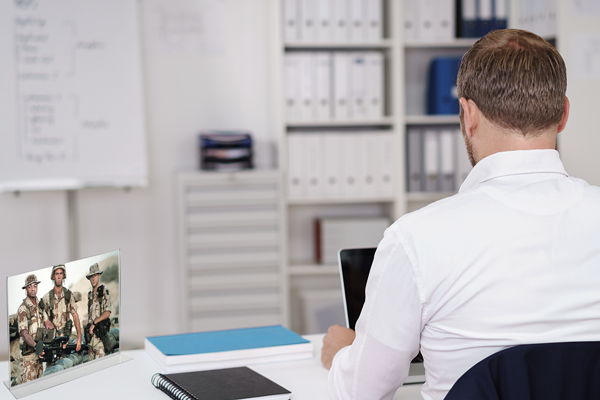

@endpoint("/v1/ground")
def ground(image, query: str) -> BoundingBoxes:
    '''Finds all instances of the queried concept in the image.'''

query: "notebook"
[151,366,291,400]
[337,247,426,384]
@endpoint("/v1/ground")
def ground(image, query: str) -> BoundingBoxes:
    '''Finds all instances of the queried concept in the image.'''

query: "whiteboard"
[0,0,147,192]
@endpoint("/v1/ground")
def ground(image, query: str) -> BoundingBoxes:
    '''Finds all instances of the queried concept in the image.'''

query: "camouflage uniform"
[17,297,44,383]
[87,287,111,360]
[41,288,77,336]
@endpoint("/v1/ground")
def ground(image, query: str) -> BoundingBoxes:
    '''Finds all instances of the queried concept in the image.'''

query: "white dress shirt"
[329,150,600,400]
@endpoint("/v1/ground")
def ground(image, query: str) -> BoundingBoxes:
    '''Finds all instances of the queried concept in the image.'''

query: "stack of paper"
[144,325,313,373]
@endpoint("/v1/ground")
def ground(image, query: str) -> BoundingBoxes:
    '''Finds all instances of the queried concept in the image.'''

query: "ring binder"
[152,373,198,400]
[150,367,291,400]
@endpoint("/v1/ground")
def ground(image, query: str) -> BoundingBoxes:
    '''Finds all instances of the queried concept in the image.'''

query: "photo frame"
[4,250,130,398]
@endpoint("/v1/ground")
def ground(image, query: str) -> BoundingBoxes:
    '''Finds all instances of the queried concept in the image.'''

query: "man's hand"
[76,337,81,352]
[44,320,54,330]
[89,324,95,335]
[321,325,356,370]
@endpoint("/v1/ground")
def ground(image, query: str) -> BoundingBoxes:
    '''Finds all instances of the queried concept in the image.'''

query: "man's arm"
[322,325,356,369]
[72,310,82,351]
[89,310,111,335]
[326,230,423,400]
[20,329,37,349]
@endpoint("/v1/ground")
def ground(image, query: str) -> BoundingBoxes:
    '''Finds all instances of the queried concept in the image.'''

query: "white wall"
[0,0,276,358]
[556,1,600,185]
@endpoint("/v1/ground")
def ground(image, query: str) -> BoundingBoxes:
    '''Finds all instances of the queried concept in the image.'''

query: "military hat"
[86,263,103,279]
[50,264,67,280]
[22,274,41,289]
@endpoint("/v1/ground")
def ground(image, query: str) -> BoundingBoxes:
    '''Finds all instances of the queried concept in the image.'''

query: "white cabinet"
[176,170,287,332]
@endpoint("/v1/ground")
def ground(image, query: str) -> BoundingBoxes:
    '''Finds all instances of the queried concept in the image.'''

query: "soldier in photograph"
[17,274,45,384]
[41,264,82,352]
[85,263,112,360]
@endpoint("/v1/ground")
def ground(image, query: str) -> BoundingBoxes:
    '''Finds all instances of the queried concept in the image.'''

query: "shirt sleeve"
[17,304,28,333]
[102,289,112,315]
[328,228,423,400]
[68,292,77,315]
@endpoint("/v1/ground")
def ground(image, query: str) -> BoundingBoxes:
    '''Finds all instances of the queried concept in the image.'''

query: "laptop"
[337,247,426,384]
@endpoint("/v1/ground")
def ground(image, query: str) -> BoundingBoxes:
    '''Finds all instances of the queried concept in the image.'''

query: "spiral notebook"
[151,366,291,400]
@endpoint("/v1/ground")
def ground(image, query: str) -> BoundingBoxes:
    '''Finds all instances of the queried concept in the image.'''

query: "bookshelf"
[272,0,560,334]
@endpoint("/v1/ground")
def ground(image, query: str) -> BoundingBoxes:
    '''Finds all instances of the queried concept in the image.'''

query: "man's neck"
[54,284,63,296]
[28,296,37,305]
[473,117,558,163]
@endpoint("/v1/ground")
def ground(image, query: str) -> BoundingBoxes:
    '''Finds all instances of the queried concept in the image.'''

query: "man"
[322,29,600,400]
[17,274,45,383]
[85,263,112,360]
[41,264,82,352]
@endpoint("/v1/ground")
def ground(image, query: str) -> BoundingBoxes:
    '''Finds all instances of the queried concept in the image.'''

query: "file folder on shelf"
[427,56,462,115]
[365,0,382,42]
[283,0,300,42]
[423,130,440,192]
[460,0,478,38]
[477,0,493,37]
[301,0,316,42]
[316,52,332,121]
[316,0,332,42]
[331,0,349,42]
[333,52,350,120]
[439,130,456,192]
[407,127,423,192]
[348,0,364,42]
[365,52,384,120]
[350,53,367,120]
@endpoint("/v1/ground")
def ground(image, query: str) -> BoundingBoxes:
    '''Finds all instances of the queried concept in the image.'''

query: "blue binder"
[427,57,462,115]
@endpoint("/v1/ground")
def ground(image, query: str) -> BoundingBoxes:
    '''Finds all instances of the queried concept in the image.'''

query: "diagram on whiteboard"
[0,0,147,191]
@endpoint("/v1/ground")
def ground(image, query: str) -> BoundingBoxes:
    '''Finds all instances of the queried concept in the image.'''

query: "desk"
[1,334,424,399]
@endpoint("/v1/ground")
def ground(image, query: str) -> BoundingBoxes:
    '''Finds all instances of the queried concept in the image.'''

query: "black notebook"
[151,366,291,400]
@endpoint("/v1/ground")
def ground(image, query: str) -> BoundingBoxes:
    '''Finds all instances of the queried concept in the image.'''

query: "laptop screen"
[338,247,377,330]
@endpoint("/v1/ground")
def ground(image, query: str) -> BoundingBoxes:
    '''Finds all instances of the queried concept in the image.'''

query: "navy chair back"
[445,341,600,400]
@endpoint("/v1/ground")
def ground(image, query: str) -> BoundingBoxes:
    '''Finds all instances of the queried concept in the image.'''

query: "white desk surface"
[1,334,424,400]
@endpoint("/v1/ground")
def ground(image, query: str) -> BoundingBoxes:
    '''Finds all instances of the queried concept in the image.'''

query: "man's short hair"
[456,29,566,135]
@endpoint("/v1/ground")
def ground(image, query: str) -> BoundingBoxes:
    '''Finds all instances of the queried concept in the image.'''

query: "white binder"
[316,52,332,121]
[301,0,317,42]
[341,133,360,197]
[316,0,332,42]
[331,0,349,42]
[365,51,384,119]
[283,0,300,43]
[439,129,456,192]
[299,53,316,121]
[350,52,367,120]
[437,0,455,41]
[287,133,307,199]
[348,0,364,42]
[403,0,419,42]
[378,131,396,196]
[305,132,324,198]
[323,132,342,198]
[423,129,440,192]
[418,0,436,42]
[333,52,350,120]
[284,53,301,122]
[407,127,423,192]
[365,0,382,42]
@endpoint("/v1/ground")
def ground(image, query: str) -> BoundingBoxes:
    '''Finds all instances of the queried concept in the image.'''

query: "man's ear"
[557,96,570,134]
[459,98,478,138]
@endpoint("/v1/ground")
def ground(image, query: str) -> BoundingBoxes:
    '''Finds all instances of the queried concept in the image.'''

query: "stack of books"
[144,325,313,373]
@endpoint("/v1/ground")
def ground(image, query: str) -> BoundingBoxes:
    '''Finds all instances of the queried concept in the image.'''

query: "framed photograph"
[6,250,122,395]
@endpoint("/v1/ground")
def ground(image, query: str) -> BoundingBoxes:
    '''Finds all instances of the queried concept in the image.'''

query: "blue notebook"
[145,325,313,373]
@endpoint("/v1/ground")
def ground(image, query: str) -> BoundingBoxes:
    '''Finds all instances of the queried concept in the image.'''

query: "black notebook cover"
[152,366,291,400]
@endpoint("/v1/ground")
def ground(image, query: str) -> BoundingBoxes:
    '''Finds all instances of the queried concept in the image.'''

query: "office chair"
[444,341,600,400]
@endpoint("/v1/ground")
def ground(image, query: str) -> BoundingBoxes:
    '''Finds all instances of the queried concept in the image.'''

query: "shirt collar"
[459,149,568,193]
